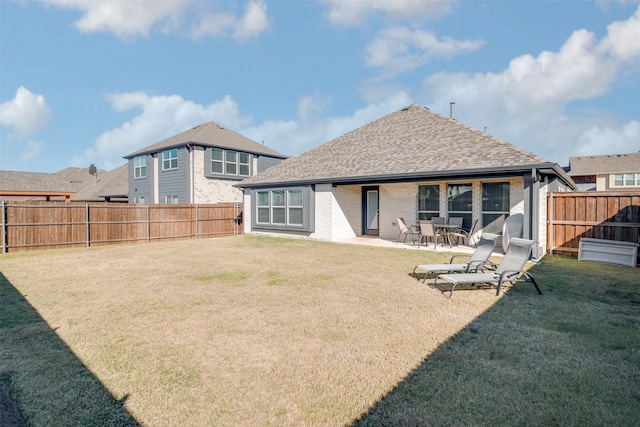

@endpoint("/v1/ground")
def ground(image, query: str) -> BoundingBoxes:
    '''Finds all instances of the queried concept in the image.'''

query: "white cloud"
[322,0,454,26]
[601,6,640,61]
[71,92,252,168]
[419,7,640,166]
[189,1,269,40]
[39,0,269,41]
[0,86,53,137]
[365,27,485,77]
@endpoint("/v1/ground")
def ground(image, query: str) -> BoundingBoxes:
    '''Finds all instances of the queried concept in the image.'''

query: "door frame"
[362,186,379,236]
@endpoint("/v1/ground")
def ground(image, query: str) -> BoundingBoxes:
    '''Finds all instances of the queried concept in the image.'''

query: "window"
[255,187,310,229]
[164,195,179,204]
[482,182,510,234]
[211,148,223,173]
[417,185,440,220]
[613,173,640,188]
[210,148,251,177]
[162,149,178,170]
[447,183,472,229]
[133,196,145,203]
[134,156,146,179]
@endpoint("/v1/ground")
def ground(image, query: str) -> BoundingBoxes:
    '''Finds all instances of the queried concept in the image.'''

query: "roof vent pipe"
[450,102,455,120]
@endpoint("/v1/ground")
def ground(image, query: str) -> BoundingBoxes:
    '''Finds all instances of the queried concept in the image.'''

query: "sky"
[1,0,639,174]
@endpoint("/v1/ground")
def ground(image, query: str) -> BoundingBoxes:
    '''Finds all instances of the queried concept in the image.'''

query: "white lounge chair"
[412,233,499,283]
[433,237,542,298]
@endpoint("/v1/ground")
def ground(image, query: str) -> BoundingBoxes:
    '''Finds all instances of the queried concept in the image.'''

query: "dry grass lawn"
[0,235,502,426]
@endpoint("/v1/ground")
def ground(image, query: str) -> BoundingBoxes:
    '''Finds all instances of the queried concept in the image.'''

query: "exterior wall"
[158,147,189,203]
[537,179,549,256]
[257,156,282,173]
[128,154,153,203]
[597,174,608,191]
[330,185,360,240]
[379,183,418,240]
[192,148,243,203]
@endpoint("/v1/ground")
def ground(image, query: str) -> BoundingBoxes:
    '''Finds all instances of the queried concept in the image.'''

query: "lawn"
[1,235,639,426]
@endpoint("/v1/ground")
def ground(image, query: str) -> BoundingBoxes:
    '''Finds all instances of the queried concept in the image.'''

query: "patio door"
[362,186,379,236]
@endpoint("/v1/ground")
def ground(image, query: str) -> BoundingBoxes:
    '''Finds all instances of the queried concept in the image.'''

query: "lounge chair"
[412,233,498,283]
[396,217,419,244]
[502,213,524,251]
[433,237,542,298]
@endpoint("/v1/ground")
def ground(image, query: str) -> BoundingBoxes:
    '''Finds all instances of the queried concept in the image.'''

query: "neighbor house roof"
[0,166,128,201]
[238,104,571,188]
[568,152,640,176]
[124,122,287,159]
[71,164,129,201]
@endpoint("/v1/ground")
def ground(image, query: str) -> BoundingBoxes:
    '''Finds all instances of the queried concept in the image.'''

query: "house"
[0,165,128,202]
[237,104,576,257]
[123,122,287,204]
[568,152,640,191]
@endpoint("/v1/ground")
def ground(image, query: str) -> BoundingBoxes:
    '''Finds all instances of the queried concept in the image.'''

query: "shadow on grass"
[351,257,640,426]
[0,272,140,426]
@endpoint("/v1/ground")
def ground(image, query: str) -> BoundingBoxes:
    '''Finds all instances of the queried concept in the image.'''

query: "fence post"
[86,203,90,247]
[147,204,150,242]
[1,201,6,254]
[195,205,199,239]
[548,193,554,255]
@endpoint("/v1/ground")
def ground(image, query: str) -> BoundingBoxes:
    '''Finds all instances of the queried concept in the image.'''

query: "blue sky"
[1,0,639,173]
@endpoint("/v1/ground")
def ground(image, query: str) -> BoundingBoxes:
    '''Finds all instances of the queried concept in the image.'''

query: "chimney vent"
[449,102,455,120]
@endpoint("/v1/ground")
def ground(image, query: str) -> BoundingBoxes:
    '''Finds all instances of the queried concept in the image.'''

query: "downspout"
[186,144,194,203]
[531,168,540,259]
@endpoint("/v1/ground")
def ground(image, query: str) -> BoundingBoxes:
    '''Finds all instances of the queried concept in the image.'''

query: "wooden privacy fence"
[0,201,243,253]
[547,191,640,258]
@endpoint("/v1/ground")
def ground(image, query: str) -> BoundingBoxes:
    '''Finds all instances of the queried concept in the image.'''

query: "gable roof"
[239,104,567,187]
[71,164,129,201]
[124,122,287,159]
[568,152,640,176]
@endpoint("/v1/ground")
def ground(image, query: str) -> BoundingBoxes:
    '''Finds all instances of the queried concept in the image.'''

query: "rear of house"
[238,104,576,257]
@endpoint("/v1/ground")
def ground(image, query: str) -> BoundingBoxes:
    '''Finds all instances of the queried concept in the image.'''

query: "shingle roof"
[71,164,129,201]
[0,170,83,192]
[568,152,640,176]
[239,104,553,187]
[124,121,287,159]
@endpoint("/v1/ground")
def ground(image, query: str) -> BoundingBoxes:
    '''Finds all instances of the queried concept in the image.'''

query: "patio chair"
[412,233,499,283]
[502,213,524,251]
[433,237,542,298]
[396,217,419,244]
[449,219,479,247]
[432,216,446,225]
[418,220,448,249]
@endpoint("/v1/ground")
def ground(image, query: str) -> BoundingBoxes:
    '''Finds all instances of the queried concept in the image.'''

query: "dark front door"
[362,186,379,236]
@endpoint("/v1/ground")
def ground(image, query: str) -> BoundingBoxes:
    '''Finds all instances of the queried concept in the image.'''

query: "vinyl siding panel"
[158,147,189,203]
[257,156,282,173]
[128,154,153,203]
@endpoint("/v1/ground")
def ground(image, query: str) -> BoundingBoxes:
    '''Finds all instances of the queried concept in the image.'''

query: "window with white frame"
[482,182,510,234]
[256,188,305,227]
[134,156,146,179]
[164,195,179,204]
[211,148,251,177]
[162,149,178,170]
[417,185,440,221]
[612,173,640,188]
[133,196,145,203]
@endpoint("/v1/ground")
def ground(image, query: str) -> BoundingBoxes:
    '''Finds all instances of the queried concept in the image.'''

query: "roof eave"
[238,162,572,189]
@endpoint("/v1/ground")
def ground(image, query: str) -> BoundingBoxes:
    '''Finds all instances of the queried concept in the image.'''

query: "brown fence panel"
[548,191,640,258]
[5,203,87,251]
[89,204,150,245]
[1,201,243,253]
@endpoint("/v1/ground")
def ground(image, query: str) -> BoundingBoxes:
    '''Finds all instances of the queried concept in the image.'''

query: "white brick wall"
[380,183,418,240]
[192,148,244,204]
[331,186,359,240]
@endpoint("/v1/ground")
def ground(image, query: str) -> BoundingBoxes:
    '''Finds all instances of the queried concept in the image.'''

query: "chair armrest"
[449,254,469,264]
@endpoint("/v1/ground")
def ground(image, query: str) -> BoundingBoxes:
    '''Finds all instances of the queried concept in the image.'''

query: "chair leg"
[524,272,542,295]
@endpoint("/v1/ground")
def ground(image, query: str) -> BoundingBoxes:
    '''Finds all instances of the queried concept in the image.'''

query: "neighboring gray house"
[238,104,576,257]
[568,152,640,191]
[123,122,287,204]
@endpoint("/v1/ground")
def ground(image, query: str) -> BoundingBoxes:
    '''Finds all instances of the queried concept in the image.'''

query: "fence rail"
[1,201,242,253]
[547,191,640,259]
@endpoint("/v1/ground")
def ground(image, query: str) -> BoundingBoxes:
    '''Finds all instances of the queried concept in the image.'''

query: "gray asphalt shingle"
[239,104,551,187]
